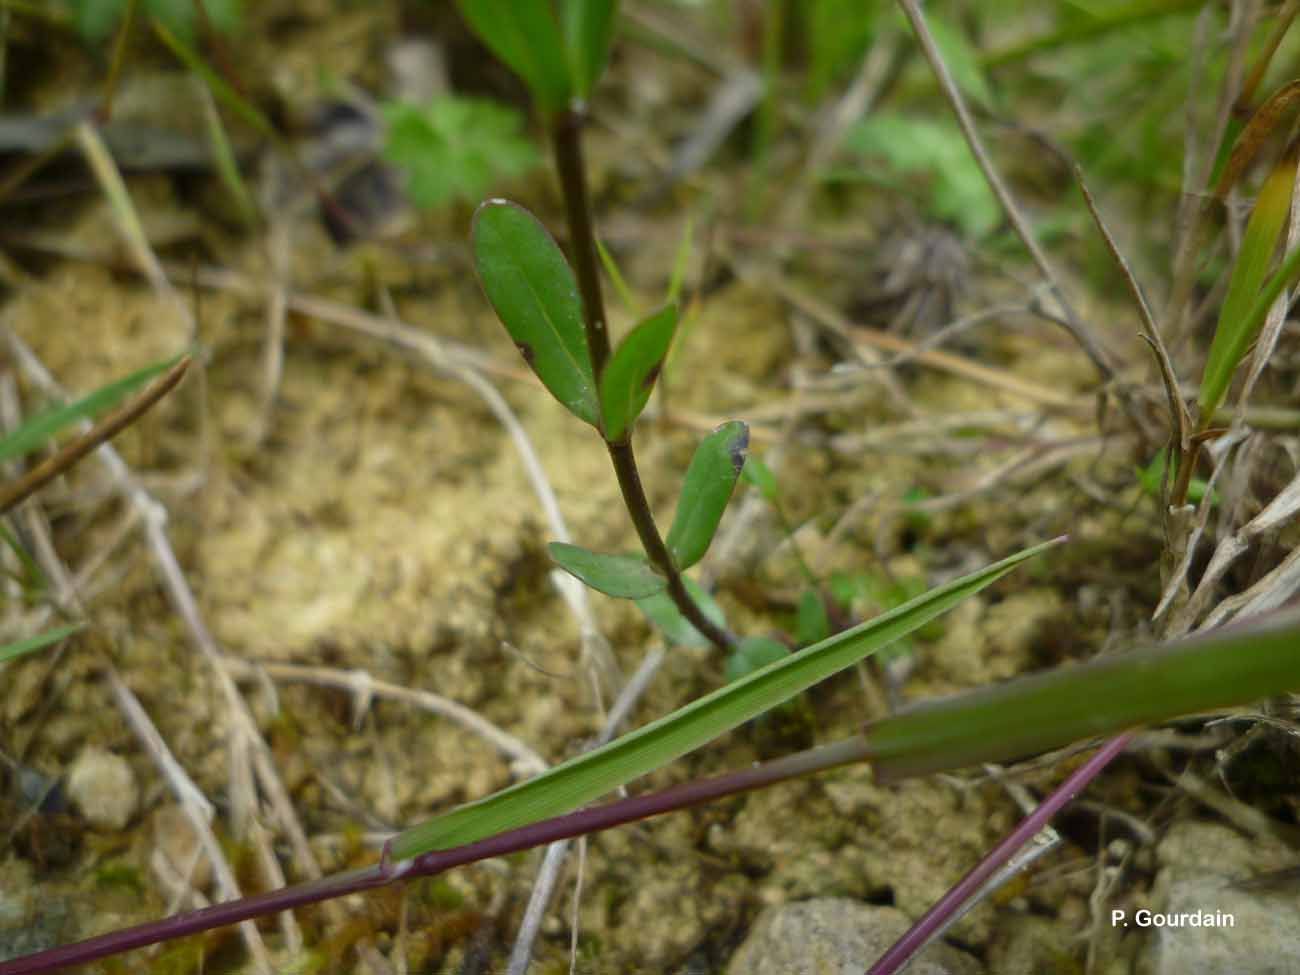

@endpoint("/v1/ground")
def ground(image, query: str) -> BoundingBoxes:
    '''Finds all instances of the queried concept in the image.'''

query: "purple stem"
[0,738,870,974]
[866,732,1135,975]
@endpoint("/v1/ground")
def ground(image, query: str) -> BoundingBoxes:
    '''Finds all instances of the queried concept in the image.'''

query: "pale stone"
[66,747,137,830]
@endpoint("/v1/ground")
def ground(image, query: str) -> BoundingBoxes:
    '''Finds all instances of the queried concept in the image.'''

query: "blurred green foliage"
[846,113,1001,238]
[382,96,540,209]
[62,0,241,41]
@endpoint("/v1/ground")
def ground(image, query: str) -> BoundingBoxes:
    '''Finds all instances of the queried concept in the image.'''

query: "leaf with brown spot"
[666,421,749,570]
[473,200,599,426]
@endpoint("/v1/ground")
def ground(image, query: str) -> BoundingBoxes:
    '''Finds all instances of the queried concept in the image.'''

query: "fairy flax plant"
[9,5,1300,974]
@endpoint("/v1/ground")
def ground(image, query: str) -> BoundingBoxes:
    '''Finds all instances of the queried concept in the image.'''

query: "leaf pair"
[472,200,675,439]
[456,0,618,113]
[548,421,750,599]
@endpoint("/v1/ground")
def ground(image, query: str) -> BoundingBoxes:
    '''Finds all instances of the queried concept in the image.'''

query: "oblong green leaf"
[562,0,619,99]
[666,421,749,569]
[387,536,1060,859]
[635,576,727,648]
[1199,153,1297,420]
[473,201,599,426]
[548,542,666,598]
[599,304,677,441]
[0,623,84,665]
[0,355,181,464]
[865,604,1300,781]
[456,0,572,113]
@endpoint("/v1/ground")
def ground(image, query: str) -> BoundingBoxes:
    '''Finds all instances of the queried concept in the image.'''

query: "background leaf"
[548,543,666,598]
[472,201,599,426]
[382,97,539,209]
[796,590,831,646]
[599,304,677,441]
[563,0,619,99]
[724,635,791,683]
[741,455,779,503]
[635,577,727,648]
[845,113,1001,238]
[666,421,749,569]
[456,0,572,113]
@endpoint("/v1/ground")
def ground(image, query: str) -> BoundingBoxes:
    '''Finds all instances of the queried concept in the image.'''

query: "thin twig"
[0,356,190,516]
[505,648,665,975]
[763,270,1079,409]
[895,0,1117,385]
[220,657,548,775]
[1163,0,1256,347]
[1075,166,1190,452]
[3,328,324,952]
[10,466,272,972]
[109,670,278,970]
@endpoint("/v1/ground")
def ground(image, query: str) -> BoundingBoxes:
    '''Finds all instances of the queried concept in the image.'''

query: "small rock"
[1143,821,1300,975]
[726,898,983,975]
[66,747,137,830]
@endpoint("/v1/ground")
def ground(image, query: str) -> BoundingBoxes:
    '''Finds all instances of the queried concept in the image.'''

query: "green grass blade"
[562,0,619,99]
[548,542,666,598]
[666,421,748,569]
[664,213,694,307]
[472,200,599,426]
[741,455,779,503]
[388,537,1059,859]
[0,355,179,464]
[866,606,1300,781]
[1199,153,1297,420]
[0,623,83,665]
[196,81,258,228]
[152,19,277,141]
[595,237,639,315]
[599,304,677,441]
[456,0,571,113]
[0,523,47,595]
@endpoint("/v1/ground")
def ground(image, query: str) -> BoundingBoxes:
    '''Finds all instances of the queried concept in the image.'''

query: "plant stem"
[552,105,737,653]
[608,439,737,650]
[0,738,869,974]
[552,108,611,379]
[866,733,1134,975]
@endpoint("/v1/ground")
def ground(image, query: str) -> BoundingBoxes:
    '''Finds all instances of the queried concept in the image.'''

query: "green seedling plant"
[11,6,1300,975]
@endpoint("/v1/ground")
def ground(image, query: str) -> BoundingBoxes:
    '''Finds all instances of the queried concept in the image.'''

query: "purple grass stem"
[0,738,872,974]
[866,732,1135,975]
